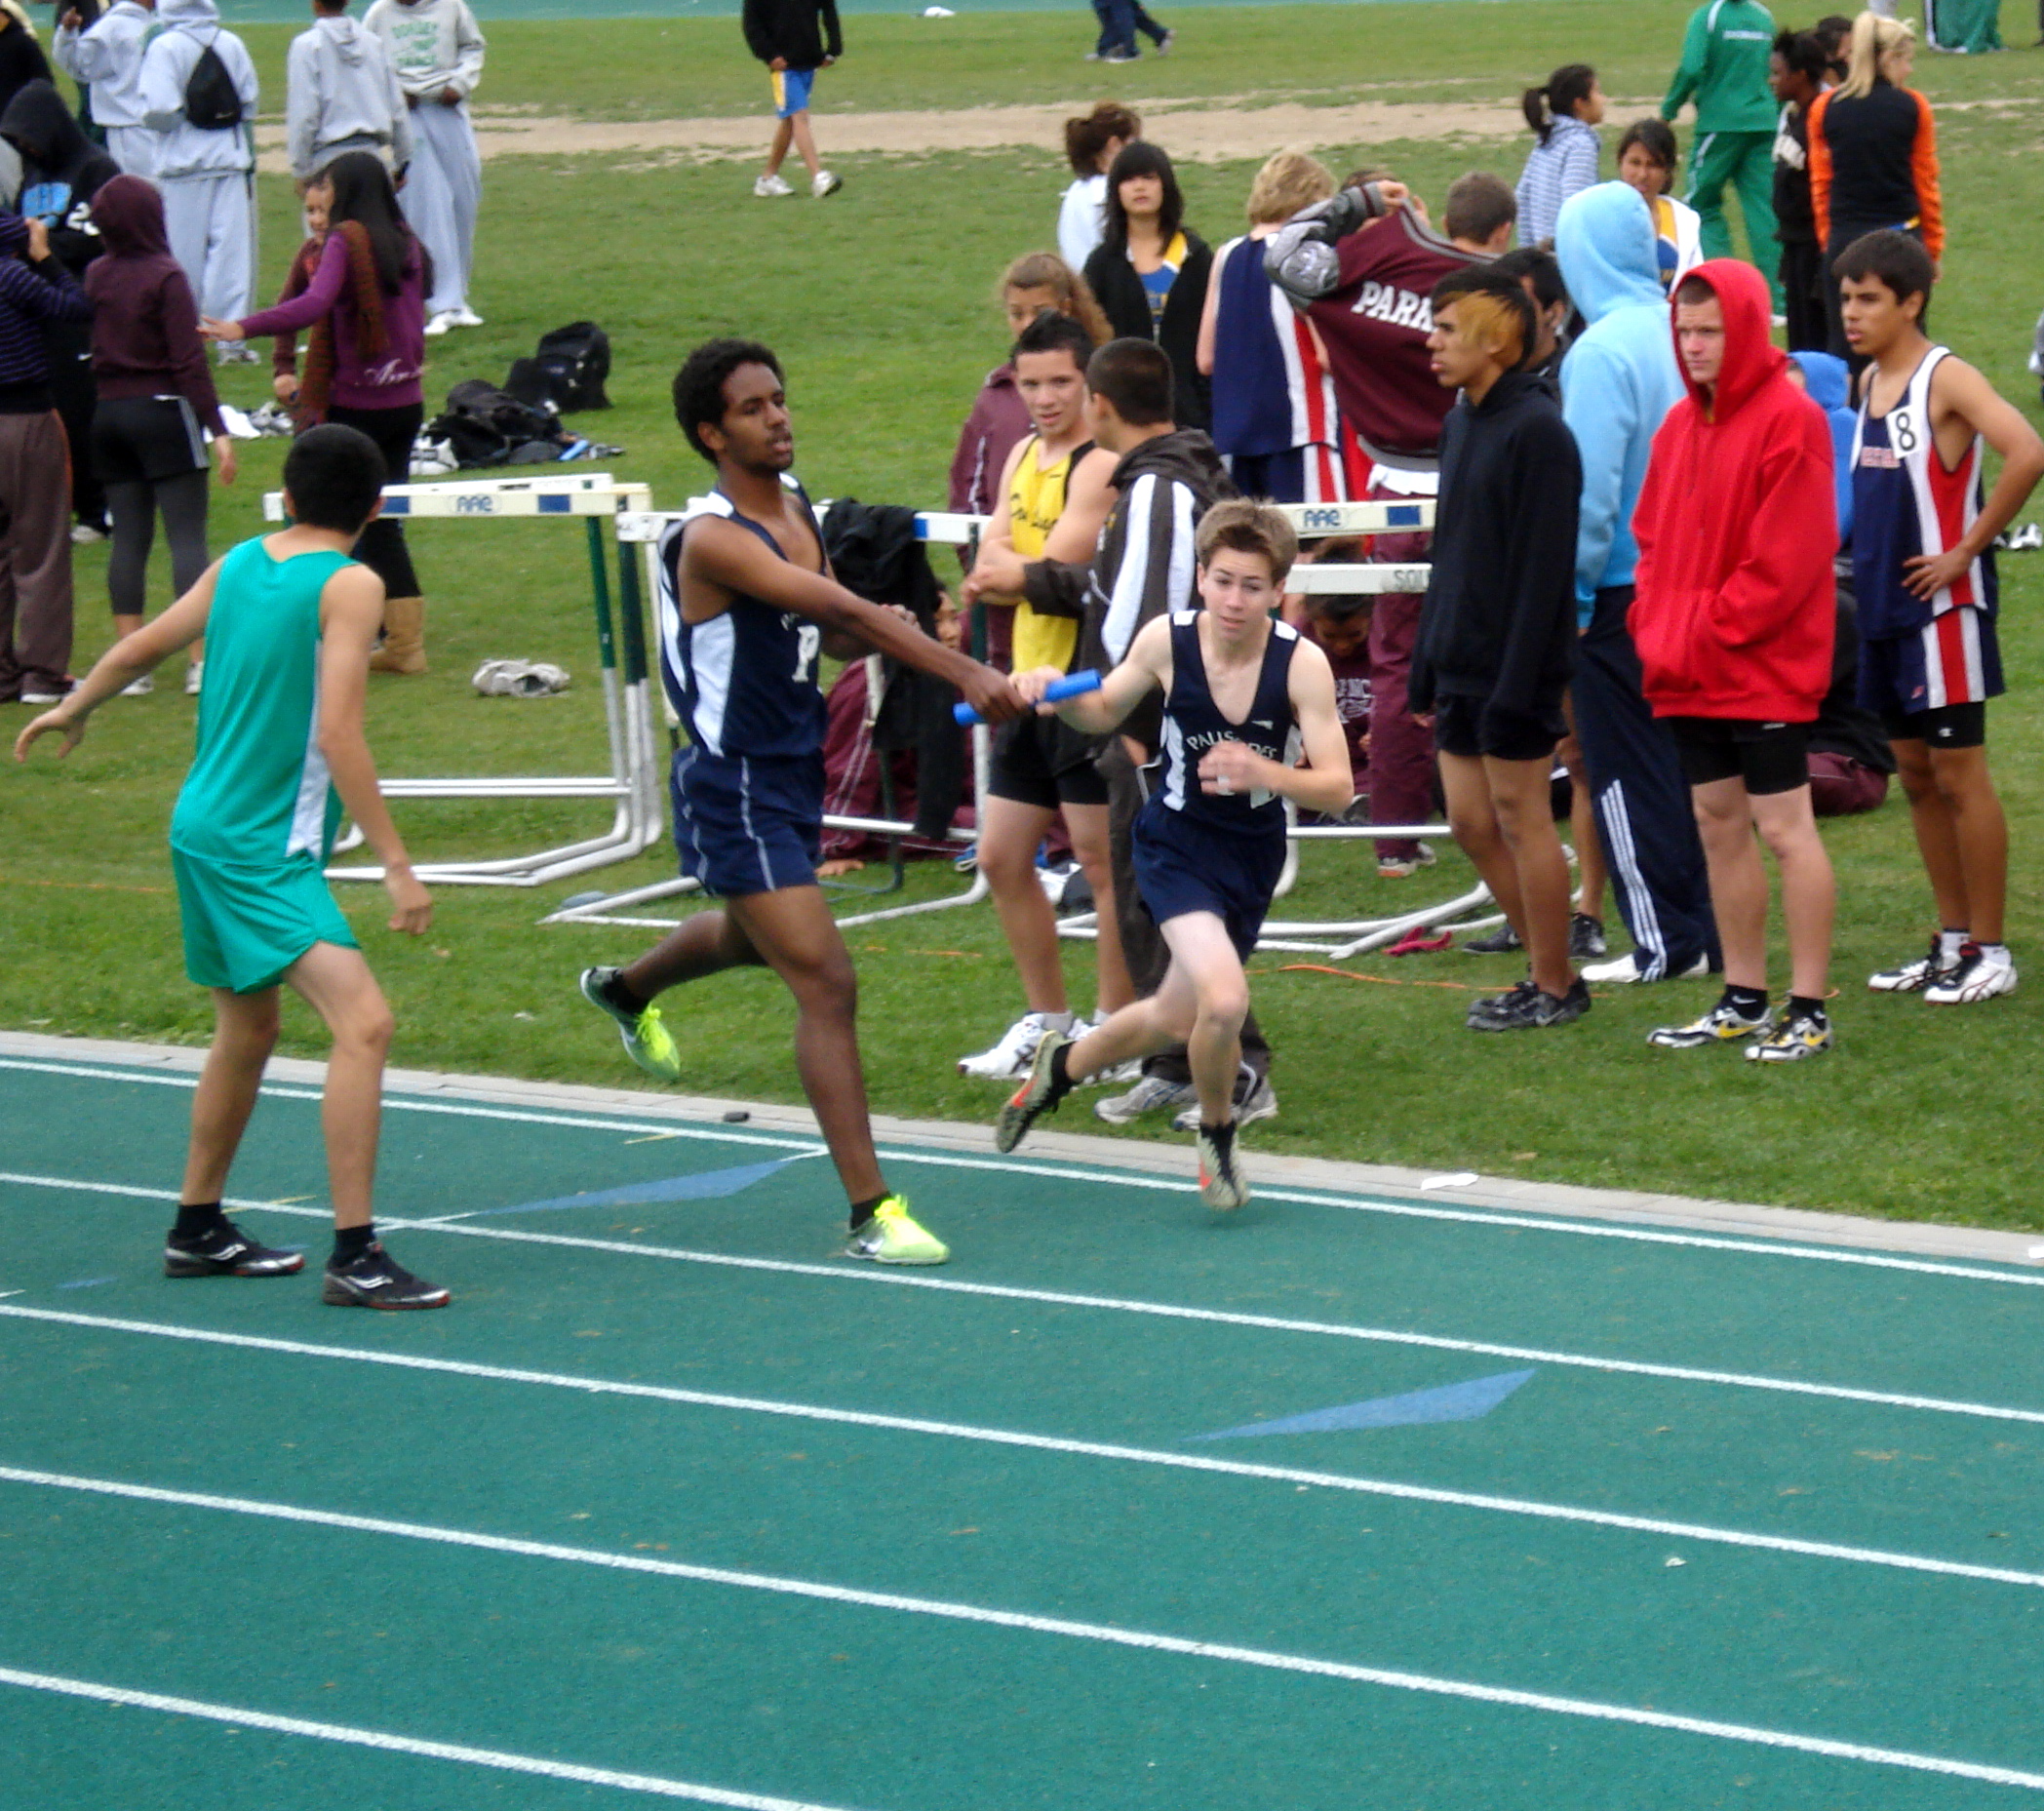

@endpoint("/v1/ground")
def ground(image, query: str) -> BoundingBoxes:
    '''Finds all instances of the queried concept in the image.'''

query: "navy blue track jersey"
[1152,611,1301,834]
[657,481,830,761]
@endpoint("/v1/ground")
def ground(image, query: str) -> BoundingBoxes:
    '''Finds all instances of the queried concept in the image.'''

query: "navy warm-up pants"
[1572,585,1720,978]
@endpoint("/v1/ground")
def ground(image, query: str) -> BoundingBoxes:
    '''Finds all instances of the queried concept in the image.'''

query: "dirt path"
[254,94,1526,174]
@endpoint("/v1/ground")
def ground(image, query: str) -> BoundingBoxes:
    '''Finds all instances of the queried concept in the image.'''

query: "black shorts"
[92,395,209,486]
[1433,693,1565,764]
[989,711,1109,809]
[1879,700,1986,750]
[1665,716,1810,796]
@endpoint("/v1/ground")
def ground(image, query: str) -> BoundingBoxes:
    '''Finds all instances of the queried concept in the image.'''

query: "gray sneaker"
[1173,1070,1278,1132]
[1093,1072,1197,1124]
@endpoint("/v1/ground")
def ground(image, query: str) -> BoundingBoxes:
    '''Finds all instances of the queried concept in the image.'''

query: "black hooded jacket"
[740,0,842,70]
[3,79,119,277]
[1409,369,1582,729]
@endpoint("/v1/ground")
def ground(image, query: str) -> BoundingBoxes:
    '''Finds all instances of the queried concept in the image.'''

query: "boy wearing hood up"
[287,0,412,188]
[363,0,483,335]
[55,0,153,177]
[138,0,258,340]
[3,75,115,540]
[1554,180,1719,989]
[1632,259,1839,1062]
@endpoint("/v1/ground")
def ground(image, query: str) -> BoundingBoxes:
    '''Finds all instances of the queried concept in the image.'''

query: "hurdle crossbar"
[264,474,664,887]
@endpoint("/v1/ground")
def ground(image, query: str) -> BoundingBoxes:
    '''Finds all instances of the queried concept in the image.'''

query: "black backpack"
[184,33,245,132]
[426,380,570,470]
[505,321,611,414]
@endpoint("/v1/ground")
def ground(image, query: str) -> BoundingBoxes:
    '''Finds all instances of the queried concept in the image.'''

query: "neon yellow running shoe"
[844,1195,949,1266]
[579,966,681,1083]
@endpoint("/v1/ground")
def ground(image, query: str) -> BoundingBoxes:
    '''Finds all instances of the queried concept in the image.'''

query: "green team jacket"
[1661,0,1778,135]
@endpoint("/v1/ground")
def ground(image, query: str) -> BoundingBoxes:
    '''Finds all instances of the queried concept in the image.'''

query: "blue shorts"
[672,746,823,898]
[1131,803,1287,961]
[1858,609,2004,719]
[771,66,815,118]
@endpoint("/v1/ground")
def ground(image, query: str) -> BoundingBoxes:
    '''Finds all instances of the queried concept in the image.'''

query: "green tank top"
[171,537,357,866]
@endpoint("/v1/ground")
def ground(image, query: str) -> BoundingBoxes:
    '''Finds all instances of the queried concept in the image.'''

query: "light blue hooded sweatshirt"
[1553,181,1684,619]
[1788,349,1854,540]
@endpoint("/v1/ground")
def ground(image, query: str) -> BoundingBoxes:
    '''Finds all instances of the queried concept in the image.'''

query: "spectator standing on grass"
[1413,268,1586,1033]
[1087,0,1170,66]
[1807,12,1940,361]
[287,0,412,189]
[947,250,1111,667]
[1553,180,1720,988]
[1264,170,1515,878]
[138,0,258,354]
[203,152,432,678]
[87,174,234,696]
[1770,29,1828,352]
[270,166,332,413]
[1633,260,1839,1063]
[1616,117,1703,292]
[0,212,89,707]
[1661,0,1781,291]
[1198,149,1366,504]
[4,77,115,543]
[740,0,842,201]
[1057,100,1138,271]
[1083,140,1212,430]
[56,0,154,177]
[364,0,485,332]
[1814,14,1852,80]
[1515,63,1603,249]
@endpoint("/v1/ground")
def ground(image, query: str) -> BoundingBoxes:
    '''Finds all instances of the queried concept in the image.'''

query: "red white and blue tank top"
[1209,234,1343,459]
[1849,345,1996,640]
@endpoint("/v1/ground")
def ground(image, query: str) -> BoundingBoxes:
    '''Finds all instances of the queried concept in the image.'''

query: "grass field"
[6,1,2044,1228]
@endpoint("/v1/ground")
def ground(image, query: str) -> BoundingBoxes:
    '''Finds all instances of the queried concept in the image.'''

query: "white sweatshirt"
[138,0,259,179]
[363,0,486,103]
[53,0,154,131]
[287,14,414,179]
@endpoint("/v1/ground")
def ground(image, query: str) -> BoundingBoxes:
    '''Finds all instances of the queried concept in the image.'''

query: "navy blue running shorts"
[671,746,824,897]
[1130,801,1287,961]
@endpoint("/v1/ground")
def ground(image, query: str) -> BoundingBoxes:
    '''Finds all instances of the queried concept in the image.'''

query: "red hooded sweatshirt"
[1630,259,1836,723]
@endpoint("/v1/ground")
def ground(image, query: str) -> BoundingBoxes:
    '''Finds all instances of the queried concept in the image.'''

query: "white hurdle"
[542,509,994,931]
[262,474,664,887]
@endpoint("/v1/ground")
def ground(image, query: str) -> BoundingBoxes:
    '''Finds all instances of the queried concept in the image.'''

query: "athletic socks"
[1722,984,1769,1018]
[174,1201,227,1240]
[1788,995,1828,1025]
[333,1223,377,1266]
[1940,927,1969,965]
[1200,1120,1237,1154]
[848,1193,887,1232]
[1045,1039,1077,1104]
[1978,941,2014,970]
[602,971,651,1017]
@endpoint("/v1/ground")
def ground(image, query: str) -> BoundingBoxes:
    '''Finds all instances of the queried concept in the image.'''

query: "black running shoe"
[1473,976,1592,1032]
[1570,913,1607,959]
[1467,977,1537,1026]
[1463,924,1522,955]
[164,1218,305,1279]
[322,1241,451,1310]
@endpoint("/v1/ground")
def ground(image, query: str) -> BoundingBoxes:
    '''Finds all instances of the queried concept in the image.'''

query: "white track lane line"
[0,1666,855,1809]
[6,1175,2043,1431]
[4,1056,2041,1288]
[2,1486,2040,1796]
[6,1312,2044,1590]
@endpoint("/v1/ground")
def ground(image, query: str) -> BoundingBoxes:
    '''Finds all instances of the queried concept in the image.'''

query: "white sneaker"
[184,660,204,695]
[1923,944,2018,1004]
[754,173,795,198]
[120,674,153,697]
[423,310,456,337]
[811,169,843,198]
[959,1010,1069,1080]
[1094,1072,1197,1124]
[70,522,108,545]
[447,305,484,329]
[1580,950,1711,985]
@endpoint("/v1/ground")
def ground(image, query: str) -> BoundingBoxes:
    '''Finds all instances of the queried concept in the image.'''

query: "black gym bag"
[505,321,612,414]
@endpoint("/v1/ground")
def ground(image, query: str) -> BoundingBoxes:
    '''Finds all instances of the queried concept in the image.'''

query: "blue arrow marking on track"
[464,1160,795,1219]
[1189,1368,1536,1441]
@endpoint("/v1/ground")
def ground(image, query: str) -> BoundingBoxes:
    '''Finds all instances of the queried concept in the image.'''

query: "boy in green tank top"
[15,425,450,1310]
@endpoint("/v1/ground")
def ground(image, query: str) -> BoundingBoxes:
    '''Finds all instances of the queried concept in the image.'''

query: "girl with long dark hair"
[201,151,434,674]
[1082,139,1211,427]
[1515,62,1603,246]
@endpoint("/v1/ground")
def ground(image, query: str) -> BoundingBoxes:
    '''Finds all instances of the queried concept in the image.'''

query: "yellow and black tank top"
[1008,433,1091,674]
